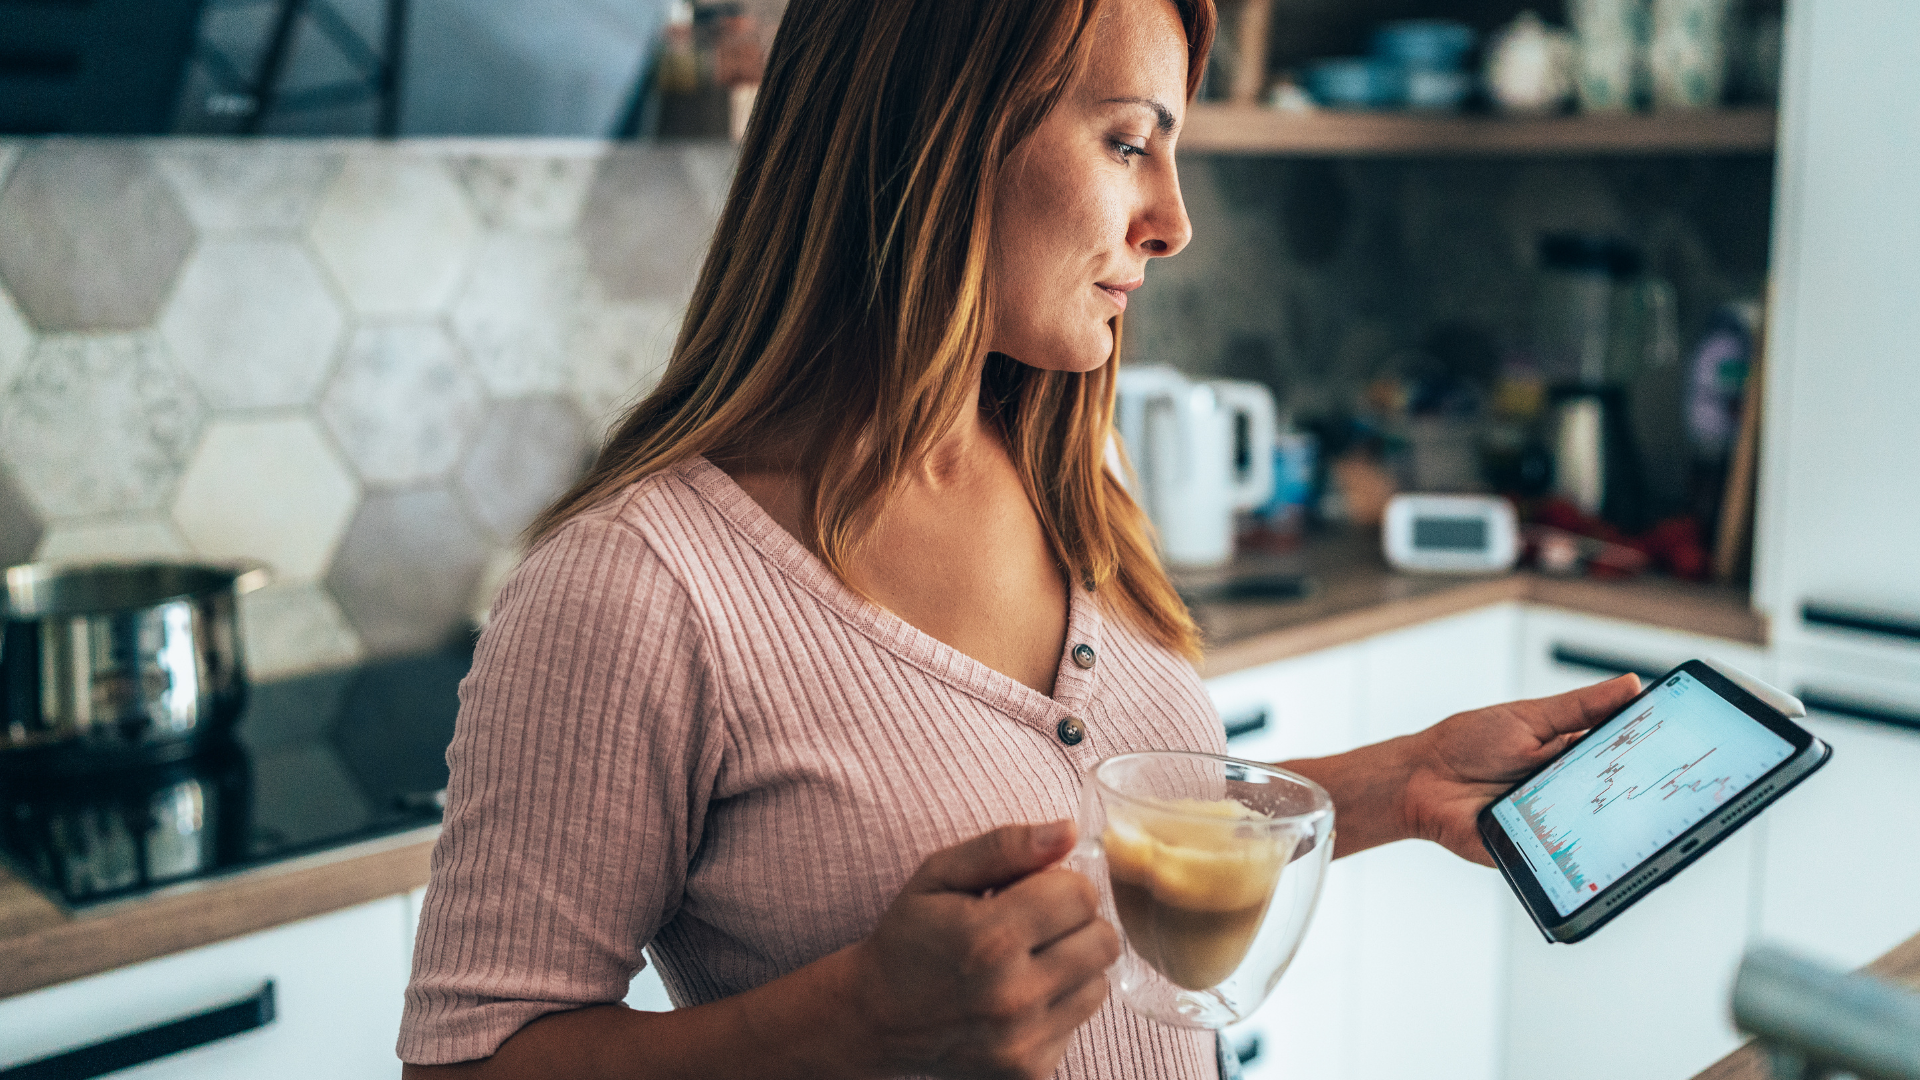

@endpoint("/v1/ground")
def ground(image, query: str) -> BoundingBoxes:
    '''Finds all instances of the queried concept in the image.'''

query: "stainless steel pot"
[1,562,270,766]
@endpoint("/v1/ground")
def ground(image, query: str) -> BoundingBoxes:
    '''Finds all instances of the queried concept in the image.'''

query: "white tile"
[240,581,365,679]
[172,415,360,582]
[569,296,681,438]
[468,546,521,627]
[159,238,346,409]
[320,323,486,486]
[150,141,342,234]
[34,515,192,564]
[449,233,588,397]
[308,153,480,316]
[678,143,740,218]
[0,334,205,518]
[449,154,599,232]
[0,284,33,390]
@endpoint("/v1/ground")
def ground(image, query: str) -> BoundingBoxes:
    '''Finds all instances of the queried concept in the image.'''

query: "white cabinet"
[1754,0,1920,648]
[0,897,411,1078]
[1212,606,1520,1080]
[1345,604,1519,1080]
[1502,608,1773,1080]
[1212,644,1364,1080]
[1758,649,1920,968]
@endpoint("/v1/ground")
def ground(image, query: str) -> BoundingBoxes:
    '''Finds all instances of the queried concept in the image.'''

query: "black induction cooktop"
[0,641,472,910]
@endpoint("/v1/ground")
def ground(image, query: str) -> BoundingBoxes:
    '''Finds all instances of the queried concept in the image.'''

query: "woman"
[399,0,1638,1076]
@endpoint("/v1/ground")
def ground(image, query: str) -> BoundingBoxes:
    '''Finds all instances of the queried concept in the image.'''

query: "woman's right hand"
[843,820,1119,1080]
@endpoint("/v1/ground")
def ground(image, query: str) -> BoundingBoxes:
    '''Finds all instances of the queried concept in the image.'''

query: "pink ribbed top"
[399,456,1225,1077]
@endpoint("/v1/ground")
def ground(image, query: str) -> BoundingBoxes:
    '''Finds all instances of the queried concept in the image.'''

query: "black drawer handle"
[1549,646,1669,682]
[2,981,275,1079]
[1802,603,1920,644]
[1799,689,1920,733]
[1222,707,1269,740]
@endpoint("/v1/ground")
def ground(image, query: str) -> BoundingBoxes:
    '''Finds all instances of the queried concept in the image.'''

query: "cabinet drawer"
[0,897,410,1079]
[1758,656,1920,967]
[1520,608,1771,699]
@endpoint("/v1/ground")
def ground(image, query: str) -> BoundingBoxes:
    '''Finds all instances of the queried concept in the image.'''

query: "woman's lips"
[1098,278,1144,312]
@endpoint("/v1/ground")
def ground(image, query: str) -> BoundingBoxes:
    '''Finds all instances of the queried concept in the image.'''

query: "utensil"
[1,562,270,768]
[1115,367,1276,568]
[1073,751,1334,1029]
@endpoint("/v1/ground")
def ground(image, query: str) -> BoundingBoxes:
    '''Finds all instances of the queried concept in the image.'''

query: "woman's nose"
[1134,170,1192,258]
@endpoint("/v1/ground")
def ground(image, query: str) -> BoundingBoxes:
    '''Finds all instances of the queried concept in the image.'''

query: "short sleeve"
[397,508,725,1065]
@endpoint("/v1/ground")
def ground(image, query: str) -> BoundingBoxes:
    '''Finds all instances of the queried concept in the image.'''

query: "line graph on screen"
[1508,703,1741,895]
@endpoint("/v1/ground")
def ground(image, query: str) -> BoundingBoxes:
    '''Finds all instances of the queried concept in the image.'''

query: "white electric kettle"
[1114,365,1276,568]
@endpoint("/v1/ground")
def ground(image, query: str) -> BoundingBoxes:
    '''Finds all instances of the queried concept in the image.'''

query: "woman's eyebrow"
[1099,96,1176,134]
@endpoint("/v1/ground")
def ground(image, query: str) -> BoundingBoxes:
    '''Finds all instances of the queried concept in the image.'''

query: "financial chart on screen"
[1491,671,1793,916]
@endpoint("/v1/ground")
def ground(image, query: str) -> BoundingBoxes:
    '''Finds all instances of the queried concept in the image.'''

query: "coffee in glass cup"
[1075,751,1334,1028]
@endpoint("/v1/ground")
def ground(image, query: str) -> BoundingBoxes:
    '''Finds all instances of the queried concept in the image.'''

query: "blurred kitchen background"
[2,1,1917,1079]
[0,0,1790,675]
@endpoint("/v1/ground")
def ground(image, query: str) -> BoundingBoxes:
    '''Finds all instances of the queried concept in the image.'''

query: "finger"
[1032,918,1122,996]
[1532,673,1640,737]
[911,820,1077,896]
[1046,963,1112,1024]
[986,866,1102,951]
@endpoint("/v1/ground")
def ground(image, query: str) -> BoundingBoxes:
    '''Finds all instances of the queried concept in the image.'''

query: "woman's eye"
[1111,140,1147,162]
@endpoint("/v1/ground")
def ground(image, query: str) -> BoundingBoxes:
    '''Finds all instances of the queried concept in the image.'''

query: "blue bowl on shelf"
[1304,57,1405,110]
[1372,20,1477,72]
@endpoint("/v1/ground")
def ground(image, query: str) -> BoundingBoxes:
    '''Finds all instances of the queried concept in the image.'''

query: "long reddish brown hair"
[531,0,1215,659]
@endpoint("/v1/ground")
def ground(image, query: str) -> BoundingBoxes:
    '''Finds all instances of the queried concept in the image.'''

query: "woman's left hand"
[1399,674,1641,866]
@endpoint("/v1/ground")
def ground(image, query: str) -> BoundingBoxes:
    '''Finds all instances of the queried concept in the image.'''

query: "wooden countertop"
[0,532,1765,999]
[1189,532,1765,679]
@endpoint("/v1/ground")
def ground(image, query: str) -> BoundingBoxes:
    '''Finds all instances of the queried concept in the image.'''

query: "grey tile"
[321,323,487,486]
[240,581,364,679]
[449,154,599,232]
[33,514,192,564]
[569,297,681,438]
[0,142,196,333]
[0,334,205,518]
[0,460,44,567]
[449,233,589,397]
[677,142,740,218]
[0,284,33,390]
[0,141,20,189]
[308,152,480,316]
[171,415,360,582]
[324,486,491,657]
[577,145,715,303]
[150,141,342,234]
[457,396,591,544]
[159,238,346,409]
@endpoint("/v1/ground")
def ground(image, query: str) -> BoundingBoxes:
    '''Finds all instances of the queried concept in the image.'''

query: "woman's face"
[986,0,1194,373]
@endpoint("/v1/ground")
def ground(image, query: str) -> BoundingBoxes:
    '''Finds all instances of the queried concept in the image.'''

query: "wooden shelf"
[1180,105,1778,156]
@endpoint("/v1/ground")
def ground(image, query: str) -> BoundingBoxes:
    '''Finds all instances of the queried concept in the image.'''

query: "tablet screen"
[1490,671,1794,916]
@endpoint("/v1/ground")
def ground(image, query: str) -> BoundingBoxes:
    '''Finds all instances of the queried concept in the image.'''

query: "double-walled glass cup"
[1073,751,1334,1029]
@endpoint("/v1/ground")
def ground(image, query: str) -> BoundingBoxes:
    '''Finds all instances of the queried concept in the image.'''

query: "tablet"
[1478,660,1830,943]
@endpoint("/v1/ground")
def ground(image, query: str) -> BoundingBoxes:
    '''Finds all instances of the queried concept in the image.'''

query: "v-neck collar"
[671,455,1104,735]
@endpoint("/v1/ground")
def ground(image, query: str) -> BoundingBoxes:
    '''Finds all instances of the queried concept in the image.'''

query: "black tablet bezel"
[1477,659,1830,943]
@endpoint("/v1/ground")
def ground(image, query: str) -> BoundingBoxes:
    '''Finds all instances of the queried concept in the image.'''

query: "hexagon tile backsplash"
[0,137,726,676]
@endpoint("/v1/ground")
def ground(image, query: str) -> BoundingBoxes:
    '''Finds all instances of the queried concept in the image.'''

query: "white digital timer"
[1383,493,1520,574]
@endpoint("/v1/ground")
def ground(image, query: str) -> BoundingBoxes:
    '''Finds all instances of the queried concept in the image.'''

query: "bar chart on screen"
[1491,672,1794,915]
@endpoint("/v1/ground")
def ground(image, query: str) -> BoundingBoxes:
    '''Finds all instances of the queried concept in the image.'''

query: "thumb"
[911,820,1077,896]
[1551,673,1642,735]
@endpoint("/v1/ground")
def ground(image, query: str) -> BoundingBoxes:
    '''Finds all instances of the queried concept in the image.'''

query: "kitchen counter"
[1186,532,1764,678]
[0,532,1765,999]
